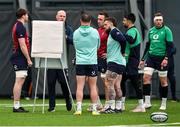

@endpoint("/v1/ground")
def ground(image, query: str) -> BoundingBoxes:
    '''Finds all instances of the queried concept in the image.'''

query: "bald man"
[47,10,73,112]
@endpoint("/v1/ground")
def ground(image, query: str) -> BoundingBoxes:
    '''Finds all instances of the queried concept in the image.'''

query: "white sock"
[138,99,144,108]
[115,100,122,110]
[92,103,97,112]
[76,102,82,111]
[14,101,20,109]
[122,97,126,103]
[145,96,151,104]
[104,101,109,109]
[97,96,102,106]
[161,98,167,106]
[109,100,115,109]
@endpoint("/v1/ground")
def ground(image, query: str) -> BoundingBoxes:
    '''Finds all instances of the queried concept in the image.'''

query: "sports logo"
[153,34,159,40]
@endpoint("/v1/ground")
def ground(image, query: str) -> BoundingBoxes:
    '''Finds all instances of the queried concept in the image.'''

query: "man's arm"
[18,38,32,66]
[110,28,126,54]
[66,26,73,45]
[141,42,150,61]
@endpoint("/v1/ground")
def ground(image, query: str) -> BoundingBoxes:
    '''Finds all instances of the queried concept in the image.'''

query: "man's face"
[122,18,128,28]
[56,11,66,21]
[103,20,111,32]
[23,14,29,23]
[97,15,105,28]
[154,16,163,28]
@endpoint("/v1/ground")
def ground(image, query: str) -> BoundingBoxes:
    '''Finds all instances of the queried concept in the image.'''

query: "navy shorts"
[98,57,107,73]
[145,55,168,71]
[11,54,28,71]
[76,64,98,77]
[107,62,126,75]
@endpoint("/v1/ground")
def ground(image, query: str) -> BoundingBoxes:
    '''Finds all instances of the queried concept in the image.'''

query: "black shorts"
[98,57,107,73]
[126,57,139,75]
[76,64,98,77]
[107,62,125,75]
[145,55,168,71]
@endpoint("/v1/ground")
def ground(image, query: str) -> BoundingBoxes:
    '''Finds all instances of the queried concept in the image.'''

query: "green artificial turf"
[0,98,179,126]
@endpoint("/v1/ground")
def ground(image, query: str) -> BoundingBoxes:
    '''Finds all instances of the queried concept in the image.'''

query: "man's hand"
[161,58,168,69]
[27,59,33,67]
[101,53,107,59]
[139,60,145,69]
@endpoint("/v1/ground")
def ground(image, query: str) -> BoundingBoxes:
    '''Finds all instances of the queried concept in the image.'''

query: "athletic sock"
[145,96,151,104]
[97,96,102,106]
[92,103,97,112]
[138,99,144,108]
[161,98,167,106]
[115,100,122,110]
[143,84,151,96]
[76,102,82,111]
[161,85,168,98]
[122,97,126,103]
[109,100,115,109]
[14,101,20,109]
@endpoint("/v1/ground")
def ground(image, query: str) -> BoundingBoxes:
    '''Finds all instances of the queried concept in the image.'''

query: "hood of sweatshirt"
[79,26,91,37]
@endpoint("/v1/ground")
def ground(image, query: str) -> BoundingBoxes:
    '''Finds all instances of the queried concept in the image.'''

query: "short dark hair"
[16,8,27,19]
[104,17,117,27]
[98,11,109,18]
[124,13,136,23]
[154,12,163,17]
[81,12,91,23]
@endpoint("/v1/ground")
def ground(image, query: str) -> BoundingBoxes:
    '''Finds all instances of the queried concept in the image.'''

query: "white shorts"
[144,67,167,77]
[15,70,28,78]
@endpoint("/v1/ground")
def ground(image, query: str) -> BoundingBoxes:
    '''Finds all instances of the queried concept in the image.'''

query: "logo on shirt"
[153,34,159,40]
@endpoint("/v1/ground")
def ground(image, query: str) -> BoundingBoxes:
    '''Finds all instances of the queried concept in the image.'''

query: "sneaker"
[144,103,152,109]
[87,104,103,112]
[48,107,55,112]
[114,108,122,113]
[131,106,146,112]
[74,111,82,115]
[87,105,93,112]
[13,107,29,113]
[24,97,31,100]
[104,107,115,114]
[97,103,103,111]
[159,105,166,110]
[92,111,100,115]
[171,98,179,102]
[65,98,72,111]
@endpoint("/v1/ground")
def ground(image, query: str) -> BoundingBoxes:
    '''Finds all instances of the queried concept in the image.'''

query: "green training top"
[125,27,141,62]
[148,25,173,56]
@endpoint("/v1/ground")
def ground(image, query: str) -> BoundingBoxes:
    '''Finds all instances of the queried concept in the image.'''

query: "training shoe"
[87,104,103,112]
[144,103,152,109]
[92,111,100,115]
[13,107,29,113]
[48,107,55,112]
[171,98,179,102]
[114,108,122,113]
[104,107,115,114]
[73,111,82,115]
[66,98,72,111]
[159,105,166,110]
[131,106,146,112]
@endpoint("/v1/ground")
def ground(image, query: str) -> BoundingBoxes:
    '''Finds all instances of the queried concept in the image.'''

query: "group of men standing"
[11,8,177,115]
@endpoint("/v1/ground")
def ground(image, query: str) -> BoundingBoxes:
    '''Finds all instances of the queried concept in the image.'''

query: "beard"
[105,28,111,33]
[123,24,128,28]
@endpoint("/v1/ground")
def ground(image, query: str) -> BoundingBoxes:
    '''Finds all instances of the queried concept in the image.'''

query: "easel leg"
[42,58,47,114]
[33,59,41,113]
[59,59,76,112]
